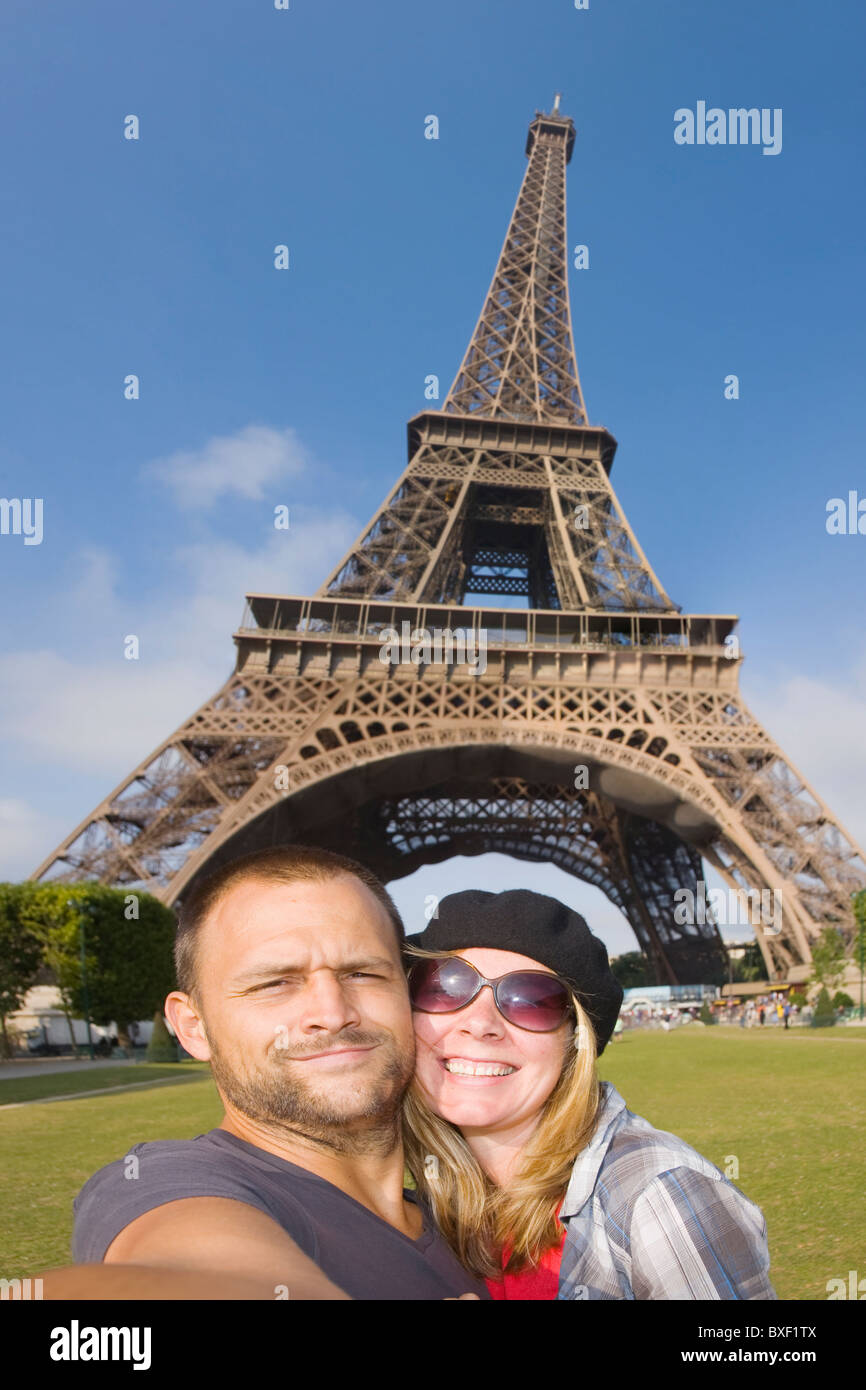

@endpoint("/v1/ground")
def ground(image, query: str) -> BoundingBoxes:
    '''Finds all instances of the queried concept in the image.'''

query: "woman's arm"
[628,1168,777,1300]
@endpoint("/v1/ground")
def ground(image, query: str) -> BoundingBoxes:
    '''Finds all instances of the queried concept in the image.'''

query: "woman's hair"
[401,943,601,1280]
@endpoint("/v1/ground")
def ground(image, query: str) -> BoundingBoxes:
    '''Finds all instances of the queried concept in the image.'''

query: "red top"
[485,1210,566,1301]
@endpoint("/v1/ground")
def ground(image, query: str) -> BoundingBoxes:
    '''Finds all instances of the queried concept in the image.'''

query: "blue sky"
[1,0,864,956]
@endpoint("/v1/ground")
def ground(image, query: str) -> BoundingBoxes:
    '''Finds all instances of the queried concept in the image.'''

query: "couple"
[61,844,775,1300]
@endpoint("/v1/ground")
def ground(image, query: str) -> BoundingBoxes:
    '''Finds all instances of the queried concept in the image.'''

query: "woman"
[402,888,776,1300]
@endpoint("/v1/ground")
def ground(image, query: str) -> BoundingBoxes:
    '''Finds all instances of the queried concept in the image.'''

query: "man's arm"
[62,1196,350,1300]
[37,1264,303,1300]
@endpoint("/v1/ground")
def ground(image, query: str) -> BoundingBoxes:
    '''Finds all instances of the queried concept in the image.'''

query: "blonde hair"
[401,943,601,1280]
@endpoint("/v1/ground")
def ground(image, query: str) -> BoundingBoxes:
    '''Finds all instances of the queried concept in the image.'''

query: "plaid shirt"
[557,1081,776,1300]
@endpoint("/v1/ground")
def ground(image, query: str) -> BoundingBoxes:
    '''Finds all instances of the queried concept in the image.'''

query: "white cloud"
[0,799,70,881]
[745,658,866,853]
[0,420,361,881]
[143,424,308,509]
[0,648,217,776]
[171,505,359,645]
[0,510,358,782]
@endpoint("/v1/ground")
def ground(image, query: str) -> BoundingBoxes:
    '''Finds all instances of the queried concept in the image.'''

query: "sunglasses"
[408,955,574,1033]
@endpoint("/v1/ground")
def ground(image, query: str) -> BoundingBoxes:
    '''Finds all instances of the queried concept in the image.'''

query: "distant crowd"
[619,992,807,1032]
[619,990,862,1033]
[729,994,796,1028]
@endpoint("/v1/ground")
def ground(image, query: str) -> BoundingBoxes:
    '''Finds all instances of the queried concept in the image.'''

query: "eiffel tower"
[33,99,865,986]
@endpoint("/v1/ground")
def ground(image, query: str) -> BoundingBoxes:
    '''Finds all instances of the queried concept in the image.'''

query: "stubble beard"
[206,1025,416,1156]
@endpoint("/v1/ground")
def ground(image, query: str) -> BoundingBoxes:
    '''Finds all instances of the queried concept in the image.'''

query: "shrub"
[831,991,854,1011]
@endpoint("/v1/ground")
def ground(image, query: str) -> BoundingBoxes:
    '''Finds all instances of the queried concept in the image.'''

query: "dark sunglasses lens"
[497,973,572,1031]
[410,957,478,1012]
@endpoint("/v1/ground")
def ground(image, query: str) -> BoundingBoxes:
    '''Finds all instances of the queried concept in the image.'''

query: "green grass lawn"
[0,1061,208,1107]
[0,1069,224,1274]
[598,1026,866,1300]
[0,1028,863,1298]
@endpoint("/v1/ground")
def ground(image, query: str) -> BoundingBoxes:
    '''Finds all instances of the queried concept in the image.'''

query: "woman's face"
[411,947,571,1138]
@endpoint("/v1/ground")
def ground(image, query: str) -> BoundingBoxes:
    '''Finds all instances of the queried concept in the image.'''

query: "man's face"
[188,873,415,1143]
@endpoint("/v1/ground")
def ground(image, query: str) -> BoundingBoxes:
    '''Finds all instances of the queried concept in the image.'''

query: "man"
[65,846,485,1300]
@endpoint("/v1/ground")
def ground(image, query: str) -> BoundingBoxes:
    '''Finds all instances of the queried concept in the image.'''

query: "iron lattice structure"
[32,102,866,985]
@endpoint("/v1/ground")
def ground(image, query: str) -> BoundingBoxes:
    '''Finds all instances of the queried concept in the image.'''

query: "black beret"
[408,888,623,1054]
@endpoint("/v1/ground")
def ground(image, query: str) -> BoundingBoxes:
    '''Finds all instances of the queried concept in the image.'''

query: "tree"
[609,951,653,988]
[809,926,848,993]
[146,1011,179,1062]
[699,999,715,1026]
[21,883,177,1050]
[854,890,866,1018]
[728,941,764,983]
[19,886,89,1053]
[811,986,835,1028]
[0,884,43,1057]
